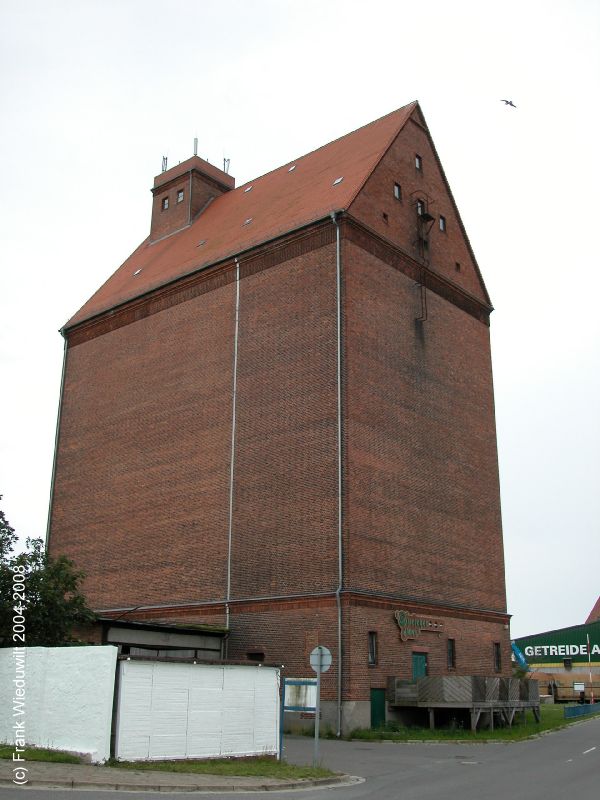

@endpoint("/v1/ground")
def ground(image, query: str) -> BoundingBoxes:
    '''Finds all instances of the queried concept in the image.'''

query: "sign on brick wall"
[394,610,444,642]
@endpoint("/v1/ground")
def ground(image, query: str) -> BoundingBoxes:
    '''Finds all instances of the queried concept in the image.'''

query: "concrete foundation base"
[284,700,371,736]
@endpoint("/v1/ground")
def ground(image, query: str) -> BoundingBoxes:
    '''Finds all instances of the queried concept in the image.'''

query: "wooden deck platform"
[387,676,541,731]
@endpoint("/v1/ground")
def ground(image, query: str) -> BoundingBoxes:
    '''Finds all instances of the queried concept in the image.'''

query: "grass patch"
[350,704,585,742]
[0,742,331,779]
[0,744,82,763]
[107,756,333,780]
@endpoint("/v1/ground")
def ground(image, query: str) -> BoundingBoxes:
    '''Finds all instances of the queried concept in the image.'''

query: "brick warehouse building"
[47,101,511,732]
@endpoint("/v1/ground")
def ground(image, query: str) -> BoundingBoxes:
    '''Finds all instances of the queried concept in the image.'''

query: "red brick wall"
[343,239,506,612]
[49,242,340,609]
[345,603,512,702]
[49,277,236,609]
[225,601,341,700]
[150,168,232,241]
[230,246,339,598]
[228,598,512,704]
[349,115,487,302]
[150,173,192,240]
[49,165,508,697]
[120,597,510,702]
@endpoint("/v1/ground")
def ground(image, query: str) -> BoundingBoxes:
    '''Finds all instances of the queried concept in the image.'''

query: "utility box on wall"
[114,659,280,761]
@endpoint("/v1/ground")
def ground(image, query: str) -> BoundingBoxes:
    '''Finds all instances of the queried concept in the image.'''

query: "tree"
[0,497,95,646]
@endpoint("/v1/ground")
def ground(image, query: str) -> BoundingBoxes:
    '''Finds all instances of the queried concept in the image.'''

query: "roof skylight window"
[133,268,142,276]
[244,186,253,193]
[243,218,253,226]
[197,240,207,247]
[288,165,296,172]
[333,177,344,185]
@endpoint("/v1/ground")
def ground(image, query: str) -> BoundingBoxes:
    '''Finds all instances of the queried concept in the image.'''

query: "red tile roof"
[586,596,600,624]
[66,102,418,329]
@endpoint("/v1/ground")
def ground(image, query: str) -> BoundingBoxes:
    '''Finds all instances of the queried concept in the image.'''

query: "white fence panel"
[0,646,117,763]
[115,660,280,761]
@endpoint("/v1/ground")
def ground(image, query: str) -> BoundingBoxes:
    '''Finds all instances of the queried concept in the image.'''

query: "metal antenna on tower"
[223,158,230,174]
[193,138,198,157]
[161,156,168,172]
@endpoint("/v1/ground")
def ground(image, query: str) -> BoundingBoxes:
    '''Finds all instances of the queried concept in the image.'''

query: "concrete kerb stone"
[0,777,359,793]
[0,760,358,793]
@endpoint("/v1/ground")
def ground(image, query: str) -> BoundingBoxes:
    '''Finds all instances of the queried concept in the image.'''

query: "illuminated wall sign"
[394,610,443,642]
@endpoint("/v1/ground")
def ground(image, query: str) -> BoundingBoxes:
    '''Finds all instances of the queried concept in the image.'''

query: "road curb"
[0,773,359,793]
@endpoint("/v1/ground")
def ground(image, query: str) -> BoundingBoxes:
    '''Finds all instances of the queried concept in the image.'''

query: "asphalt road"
[284,716,600,799]
[0,717,597,799]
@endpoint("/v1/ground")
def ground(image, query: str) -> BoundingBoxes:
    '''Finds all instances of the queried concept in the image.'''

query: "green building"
[514,612,600,702]
[515,621,600,670]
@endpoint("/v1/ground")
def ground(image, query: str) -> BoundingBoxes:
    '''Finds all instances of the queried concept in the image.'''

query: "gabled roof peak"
[66,102,424,329]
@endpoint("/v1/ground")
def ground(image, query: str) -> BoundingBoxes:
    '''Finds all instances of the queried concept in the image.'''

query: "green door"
[412,652,428,680]
[370,688,386,729]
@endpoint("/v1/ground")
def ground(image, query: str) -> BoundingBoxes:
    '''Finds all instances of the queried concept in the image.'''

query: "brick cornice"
[96,590,509,626]
[65,220,335,348]
[65,211,491,349]
[344,215,493,325]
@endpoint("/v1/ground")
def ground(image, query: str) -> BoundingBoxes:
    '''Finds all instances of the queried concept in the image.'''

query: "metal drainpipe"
[225,257,241,656]
[330,211,343,737]
[45,335,68,549]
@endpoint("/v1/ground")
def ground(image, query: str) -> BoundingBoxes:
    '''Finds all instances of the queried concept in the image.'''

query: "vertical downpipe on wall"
[331,212,343,737]
[225,258,241,655]
[45,336,68,549]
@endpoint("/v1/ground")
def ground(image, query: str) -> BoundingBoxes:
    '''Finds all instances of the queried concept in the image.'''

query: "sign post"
[309,645,332,768]
[279,678,317,761]
[587,633,595,704]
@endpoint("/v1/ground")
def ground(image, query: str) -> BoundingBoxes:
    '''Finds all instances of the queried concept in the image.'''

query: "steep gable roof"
[586,596,600,624]
[66,102,418,329]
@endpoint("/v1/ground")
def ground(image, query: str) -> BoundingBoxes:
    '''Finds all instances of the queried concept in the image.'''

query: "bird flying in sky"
[501,99,517,108]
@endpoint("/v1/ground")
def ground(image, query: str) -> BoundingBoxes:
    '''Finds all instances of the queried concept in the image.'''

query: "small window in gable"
[176,189,184,203]
[439,215,446,232]
[393,183,402,201]
[161,196,169,211]
[415,154,423,171]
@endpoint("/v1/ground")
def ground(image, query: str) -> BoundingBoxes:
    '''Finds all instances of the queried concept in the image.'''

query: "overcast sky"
[1,0,598,640]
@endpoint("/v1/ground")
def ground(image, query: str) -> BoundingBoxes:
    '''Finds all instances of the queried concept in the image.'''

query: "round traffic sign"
[310,645,332,673]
